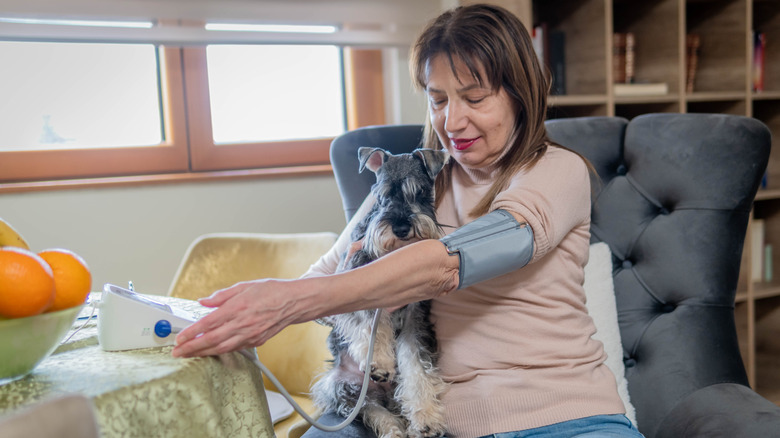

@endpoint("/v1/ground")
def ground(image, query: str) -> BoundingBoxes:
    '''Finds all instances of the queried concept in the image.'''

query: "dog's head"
[356,147,448,257]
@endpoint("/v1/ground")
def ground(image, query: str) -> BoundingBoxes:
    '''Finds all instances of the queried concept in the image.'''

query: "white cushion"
[584,242,637,427]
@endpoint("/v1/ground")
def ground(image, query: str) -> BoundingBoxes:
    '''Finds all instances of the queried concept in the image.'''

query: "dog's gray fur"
[313,147,449,438]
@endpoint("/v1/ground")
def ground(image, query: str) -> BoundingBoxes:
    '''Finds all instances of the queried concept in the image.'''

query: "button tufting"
[616,164,627,175]
[661,303,676,313]
[624,358,637,368]
[622,260,633,269]
[659,206,670,215]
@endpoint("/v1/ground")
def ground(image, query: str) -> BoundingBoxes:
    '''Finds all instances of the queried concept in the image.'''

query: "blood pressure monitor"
[97,283,197,351]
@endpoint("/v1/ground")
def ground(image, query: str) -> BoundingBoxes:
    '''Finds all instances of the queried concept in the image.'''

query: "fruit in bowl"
[0,217,92,382]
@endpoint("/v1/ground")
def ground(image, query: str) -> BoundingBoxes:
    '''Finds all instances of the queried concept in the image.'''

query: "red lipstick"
[451,137,478,151]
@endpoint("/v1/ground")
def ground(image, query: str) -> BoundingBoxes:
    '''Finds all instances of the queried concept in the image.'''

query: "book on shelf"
[532,23,548,70]
[753,30,766,92]
[752,219,765,282]
[613,32,635,84]
[613,82,668,96]
[686,34,701,93]
[533,23,566,95]
[548,30,566,95]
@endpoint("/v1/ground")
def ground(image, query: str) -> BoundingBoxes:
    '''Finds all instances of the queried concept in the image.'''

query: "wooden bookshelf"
[522,0,780,402]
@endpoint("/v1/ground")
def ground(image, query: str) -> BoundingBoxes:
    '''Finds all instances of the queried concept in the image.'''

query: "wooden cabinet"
[528,0,780,403]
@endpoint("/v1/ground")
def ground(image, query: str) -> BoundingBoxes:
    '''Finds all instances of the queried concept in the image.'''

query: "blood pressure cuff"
[440,209,534,289]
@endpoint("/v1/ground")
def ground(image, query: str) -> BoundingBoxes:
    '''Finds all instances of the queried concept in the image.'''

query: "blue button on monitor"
[154,320,172,338]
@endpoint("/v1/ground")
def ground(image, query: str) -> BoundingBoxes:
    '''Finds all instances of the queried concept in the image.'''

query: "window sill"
[0,164,334,194]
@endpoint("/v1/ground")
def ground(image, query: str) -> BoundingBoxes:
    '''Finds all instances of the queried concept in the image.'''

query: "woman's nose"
[444,101,467,133]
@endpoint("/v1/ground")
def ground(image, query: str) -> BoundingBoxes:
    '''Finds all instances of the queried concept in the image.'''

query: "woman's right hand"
[172,278,309,358]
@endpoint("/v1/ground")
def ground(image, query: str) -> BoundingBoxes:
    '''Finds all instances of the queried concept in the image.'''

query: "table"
[0,293,275,438]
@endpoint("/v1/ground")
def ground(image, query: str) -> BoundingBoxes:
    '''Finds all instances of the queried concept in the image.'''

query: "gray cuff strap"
[440,209,534,289]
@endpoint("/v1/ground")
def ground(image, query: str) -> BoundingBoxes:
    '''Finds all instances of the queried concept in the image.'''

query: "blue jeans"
[477,415,644,438]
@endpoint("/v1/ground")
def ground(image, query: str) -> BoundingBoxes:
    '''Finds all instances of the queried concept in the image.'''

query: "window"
[206,45,345,144]
[0,41,163,151]
[0,43,189,183]
[0,20,387,186]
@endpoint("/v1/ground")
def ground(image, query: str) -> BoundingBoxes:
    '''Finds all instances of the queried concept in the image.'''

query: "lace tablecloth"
[0,293,275,438]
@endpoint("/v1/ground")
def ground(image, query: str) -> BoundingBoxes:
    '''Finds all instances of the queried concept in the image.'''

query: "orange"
[38,249,92,312]
[0,247,56,318]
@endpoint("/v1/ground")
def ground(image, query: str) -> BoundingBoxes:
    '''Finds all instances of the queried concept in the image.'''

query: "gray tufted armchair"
[329,113,780,438]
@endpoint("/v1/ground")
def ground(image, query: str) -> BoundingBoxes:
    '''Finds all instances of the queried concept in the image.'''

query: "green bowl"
[0,305,83,384]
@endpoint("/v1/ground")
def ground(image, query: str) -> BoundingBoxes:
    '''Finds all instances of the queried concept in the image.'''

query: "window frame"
[0,46,190,183]
[181,46,334,172]
[0,42,386,187]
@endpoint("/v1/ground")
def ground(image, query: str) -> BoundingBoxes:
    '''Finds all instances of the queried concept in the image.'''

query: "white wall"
[384,46,429,125]
[0,175,346,295]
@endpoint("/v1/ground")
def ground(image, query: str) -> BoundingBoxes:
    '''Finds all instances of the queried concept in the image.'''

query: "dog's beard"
[409,208,442,240]
[363,213,442,259]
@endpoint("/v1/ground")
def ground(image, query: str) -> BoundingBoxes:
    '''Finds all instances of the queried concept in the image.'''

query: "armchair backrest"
[329,114,772,437]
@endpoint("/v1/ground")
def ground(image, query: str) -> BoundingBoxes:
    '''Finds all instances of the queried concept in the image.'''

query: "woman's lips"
[451,137,478,151]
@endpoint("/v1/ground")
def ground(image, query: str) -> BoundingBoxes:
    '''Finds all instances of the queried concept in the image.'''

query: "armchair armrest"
[656,383,780,438]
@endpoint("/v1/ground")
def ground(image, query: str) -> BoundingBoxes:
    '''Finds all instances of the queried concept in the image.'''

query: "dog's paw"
[377,427,405,438]
[407,422,446,438]
[406,401,446,438]
[370,365,394,383]
[408,425,445,438]
[370,353,397,383]
[407,421,446,438]
[358,359,395,382]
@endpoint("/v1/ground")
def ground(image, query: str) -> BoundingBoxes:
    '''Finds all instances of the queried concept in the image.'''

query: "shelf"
[614,94,680,104]
[549,94,609,106]
[756,350,780,406]
[756,189,780,201]
[754,91,780,101]
[686,91,749,102]
[754,282,780,300]
[737,283,780,303]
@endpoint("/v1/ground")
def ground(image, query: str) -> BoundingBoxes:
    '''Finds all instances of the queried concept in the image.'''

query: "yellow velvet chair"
[168,232,337,438]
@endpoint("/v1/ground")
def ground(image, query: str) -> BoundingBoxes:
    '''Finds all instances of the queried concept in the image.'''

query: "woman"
[173,4,643,437]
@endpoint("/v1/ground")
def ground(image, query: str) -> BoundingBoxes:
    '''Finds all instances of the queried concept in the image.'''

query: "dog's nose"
[392,222,411,238]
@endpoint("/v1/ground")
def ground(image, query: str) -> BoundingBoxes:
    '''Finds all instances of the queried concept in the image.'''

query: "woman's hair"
[410,3,552,217]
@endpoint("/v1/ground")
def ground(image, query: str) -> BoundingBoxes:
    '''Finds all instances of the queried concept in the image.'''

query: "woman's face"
[425,54,517,169]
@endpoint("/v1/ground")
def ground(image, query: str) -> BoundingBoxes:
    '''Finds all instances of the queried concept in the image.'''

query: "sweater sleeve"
[491,147,591,263]
[300,193,378,278]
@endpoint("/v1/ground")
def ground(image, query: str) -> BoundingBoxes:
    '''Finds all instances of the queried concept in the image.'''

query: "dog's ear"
[358,147,388,174]
[413,148,450,180]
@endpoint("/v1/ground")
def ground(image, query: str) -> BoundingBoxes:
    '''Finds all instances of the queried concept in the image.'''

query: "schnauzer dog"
[312,147,449,438]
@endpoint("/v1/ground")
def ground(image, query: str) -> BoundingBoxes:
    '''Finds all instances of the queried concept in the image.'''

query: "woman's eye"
[467,96,486,104]
[429,97,446,107]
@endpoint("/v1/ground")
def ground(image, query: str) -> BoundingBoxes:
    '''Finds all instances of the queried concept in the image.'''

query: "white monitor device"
[97,283,197,351]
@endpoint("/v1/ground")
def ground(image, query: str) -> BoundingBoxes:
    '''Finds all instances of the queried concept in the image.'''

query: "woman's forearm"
[172,238,458,357]
[291,238,460,324]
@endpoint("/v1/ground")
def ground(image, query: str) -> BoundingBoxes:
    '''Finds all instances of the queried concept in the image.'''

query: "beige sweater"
[306,146,625,437]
